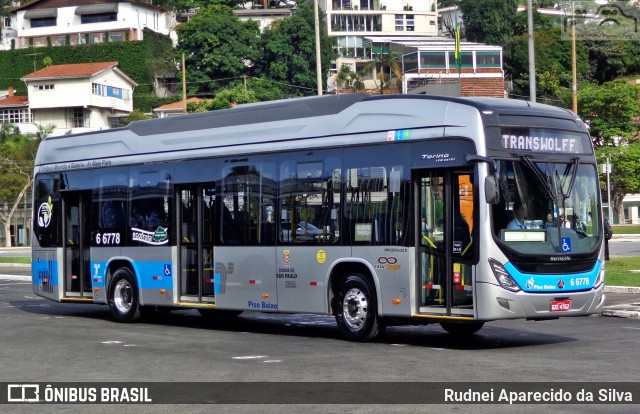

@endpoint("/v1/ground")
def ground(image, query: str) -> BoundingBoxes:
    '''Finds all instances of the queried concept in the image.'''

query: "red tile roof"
[22,62,119,79]
[0,95,29,106]
[154,97,203,111]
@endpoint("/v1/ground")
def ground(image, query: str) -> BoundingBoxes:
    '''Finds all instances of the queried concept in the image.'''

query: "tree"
[459,0,519,47]
[122,109,149,125]
[360,48,403,95]
[0,127,43,247]
[580,80,640,224]
[257,4,335,96]
[176,5,261,96]
[597,144,640,224]
[578,80,640,148]
[189,84,259,111]
[335,64,364,92]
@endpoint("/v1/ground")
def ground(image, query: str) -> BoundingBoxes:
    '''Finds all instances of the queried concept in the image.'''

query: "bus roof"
[35,94,585,169]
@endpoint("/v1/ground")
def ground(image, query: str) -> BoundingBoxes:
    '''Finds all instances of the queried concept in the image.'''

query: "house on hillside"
[2,0,177,50]
[19,61,137,135]
[0,86,31,130]
[153,97,203,118]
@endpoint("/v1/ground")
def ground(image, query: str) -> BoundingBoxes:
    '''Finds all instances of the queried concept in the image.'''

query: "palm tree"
[361,47,403,95]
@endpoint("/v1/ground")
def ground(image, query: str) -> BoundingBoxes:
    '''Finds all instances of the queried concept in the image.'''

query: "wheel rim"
[113,279,133,313]
[342,287,369,331]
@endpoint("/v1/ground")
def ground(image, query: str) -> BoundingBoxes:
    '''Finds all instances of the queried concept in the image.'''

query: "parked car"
[281,221,323,242]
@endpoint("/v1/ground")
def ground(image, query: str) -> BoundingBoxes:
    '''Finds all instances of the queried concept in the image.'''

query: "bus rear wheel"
[440,321,484,335]
[335,274,384,342]
[108,268,142,323]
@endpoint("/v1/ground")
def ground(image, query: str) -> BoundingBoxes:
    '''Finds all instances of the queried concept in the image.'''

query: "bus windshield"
[492,158,602,255]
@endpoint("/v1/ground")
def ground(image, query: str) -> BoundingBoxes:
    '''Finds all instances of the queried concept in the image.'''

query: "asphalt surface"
[1,263,638,319]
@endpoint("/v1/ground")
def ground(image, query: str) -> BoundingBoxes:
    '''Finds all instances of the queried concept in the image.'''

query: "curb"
[604,285,640,294]
[603,285,640,319]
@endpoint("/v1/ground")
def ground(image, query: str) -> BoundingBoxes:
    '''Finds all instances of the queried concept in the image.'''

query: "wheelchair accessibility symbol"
[164,264,172,276]
[561,237,572,253]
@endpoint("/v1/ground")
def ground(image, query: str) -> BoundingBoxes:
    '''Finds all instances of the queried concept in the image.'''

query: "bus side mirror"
[485,175,500,204]
[466,155,500,204]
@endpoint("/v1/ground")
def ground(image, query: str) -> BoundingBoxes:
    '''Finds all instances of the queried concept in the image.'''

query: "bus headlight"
[489,258,521,292]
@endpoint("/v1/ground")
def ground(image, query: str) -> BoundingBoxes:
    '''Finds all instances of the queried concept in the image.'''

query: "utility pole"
[314,0,323,95]
[571,0,578,113]
[606,158,612,222]
[527,0,536,102]
[182,52,187,114]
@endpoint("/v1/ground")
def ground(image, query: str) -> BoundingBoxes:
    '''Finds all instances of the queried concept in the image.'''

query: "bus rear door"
[177,185,218,304]
[62,191,93,300]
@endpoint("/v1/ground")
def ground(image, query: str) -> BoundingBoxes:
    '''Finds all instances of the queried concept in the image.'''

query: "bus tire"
[108,268,142,323]
[335,274,384,342]
[440,321,484,336]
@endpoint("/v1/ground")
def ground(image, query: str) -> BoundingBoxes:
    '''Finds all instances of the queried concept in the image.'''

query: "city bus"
[31,93,606,341]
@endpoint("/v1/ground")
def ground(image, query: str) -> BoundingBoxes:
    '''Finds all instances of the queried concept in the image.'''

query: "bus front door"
[178,185,217,303]
[62,191,92,298]
[416,170,475,317]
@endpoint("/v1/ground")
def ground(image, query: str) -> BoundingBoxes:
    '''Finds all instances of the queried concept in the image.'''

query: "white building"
[324,0,439,90]
[19,61,137,136]
[2,0,177,50]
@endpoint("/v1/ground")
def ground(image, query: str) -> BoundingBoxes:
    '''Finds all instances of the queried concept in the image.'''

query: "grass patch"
[0,256,30,264]
[606,257,640,287]
[611,225,640,235]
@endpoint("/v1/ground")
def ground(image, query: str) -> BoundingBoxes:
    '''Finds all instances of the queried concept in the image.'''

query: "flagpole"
[454,14,462,88]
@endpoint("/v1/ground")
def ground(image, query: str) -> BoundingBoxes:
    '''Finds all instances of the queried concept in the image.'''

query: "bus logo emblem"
[37,197,54,228]
[283,250,291,266]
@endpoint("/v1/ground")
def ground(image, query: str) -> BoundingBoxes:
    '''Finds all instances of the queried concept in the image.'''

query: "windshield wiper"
[519,155,556,201]
[558,158,579,200]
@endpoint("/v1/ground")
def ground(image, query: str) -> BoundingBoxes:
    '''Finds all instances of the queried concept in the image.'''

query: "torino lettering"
[502,134,577,153]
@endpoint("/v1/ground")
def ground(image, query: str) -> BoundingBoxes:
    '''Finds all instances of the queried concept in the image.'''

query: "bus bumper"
[475,282,606,321]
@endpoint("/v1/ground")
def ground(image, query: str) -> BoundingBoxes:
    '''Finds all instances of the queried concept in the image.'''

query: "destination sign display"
[500,128,590,154]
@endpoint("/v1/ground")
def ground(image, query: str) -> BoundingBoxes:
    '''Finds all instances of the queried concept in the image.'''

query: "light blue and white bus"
[32,93,606,341]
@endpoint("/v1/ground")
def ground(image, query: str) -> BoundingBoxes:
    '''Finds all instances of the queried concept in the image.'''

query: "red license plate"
[550,300,572,312]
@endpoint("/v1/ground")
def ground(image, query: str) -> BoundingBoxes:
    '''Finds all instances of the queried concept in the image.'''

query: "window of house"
[81,13,117,24]
[420,52,446,69]
[0,109,33,124]
[448,51,473,68]
[89,33,102,44]
[36,84,55,91]
[30,17,56,28]
[108,32,123,42]
[66,108,88,128]
[476,51,501,68]
[395,14,404,31]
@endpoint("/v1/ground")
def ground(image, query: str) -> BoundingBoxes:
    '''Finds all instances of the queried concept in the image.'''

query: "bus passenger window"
[278,157,340,245]
[221,162,276,245]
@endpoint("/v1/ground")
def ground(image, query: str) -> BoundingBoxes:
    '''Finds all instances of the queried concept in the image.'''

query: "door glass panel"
[452,172,474,309]
[179,185,216,300]
[419,173,445,308]
[418,170,476,313]
[64,192,91,295]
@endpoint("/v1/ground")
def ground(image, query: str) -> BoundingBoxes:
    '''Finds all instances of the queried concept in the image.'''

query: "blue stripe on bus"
[505,260,601,293]
[32,259,58,287]
[90,261,174,290]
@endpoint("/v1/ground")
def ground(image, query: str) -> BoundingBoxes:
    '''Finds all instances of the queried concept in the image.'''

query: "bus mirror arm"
[466,155,500,204]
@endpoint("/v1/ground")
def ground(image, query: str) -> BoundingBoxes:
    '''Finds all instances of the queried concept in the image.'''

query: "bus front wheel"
[335,274,384,342]
[108,268,142,323]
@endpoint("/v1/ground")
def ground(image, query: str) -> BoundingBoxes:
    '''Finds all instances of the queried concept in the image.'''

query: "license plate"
[550,300,572,312]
